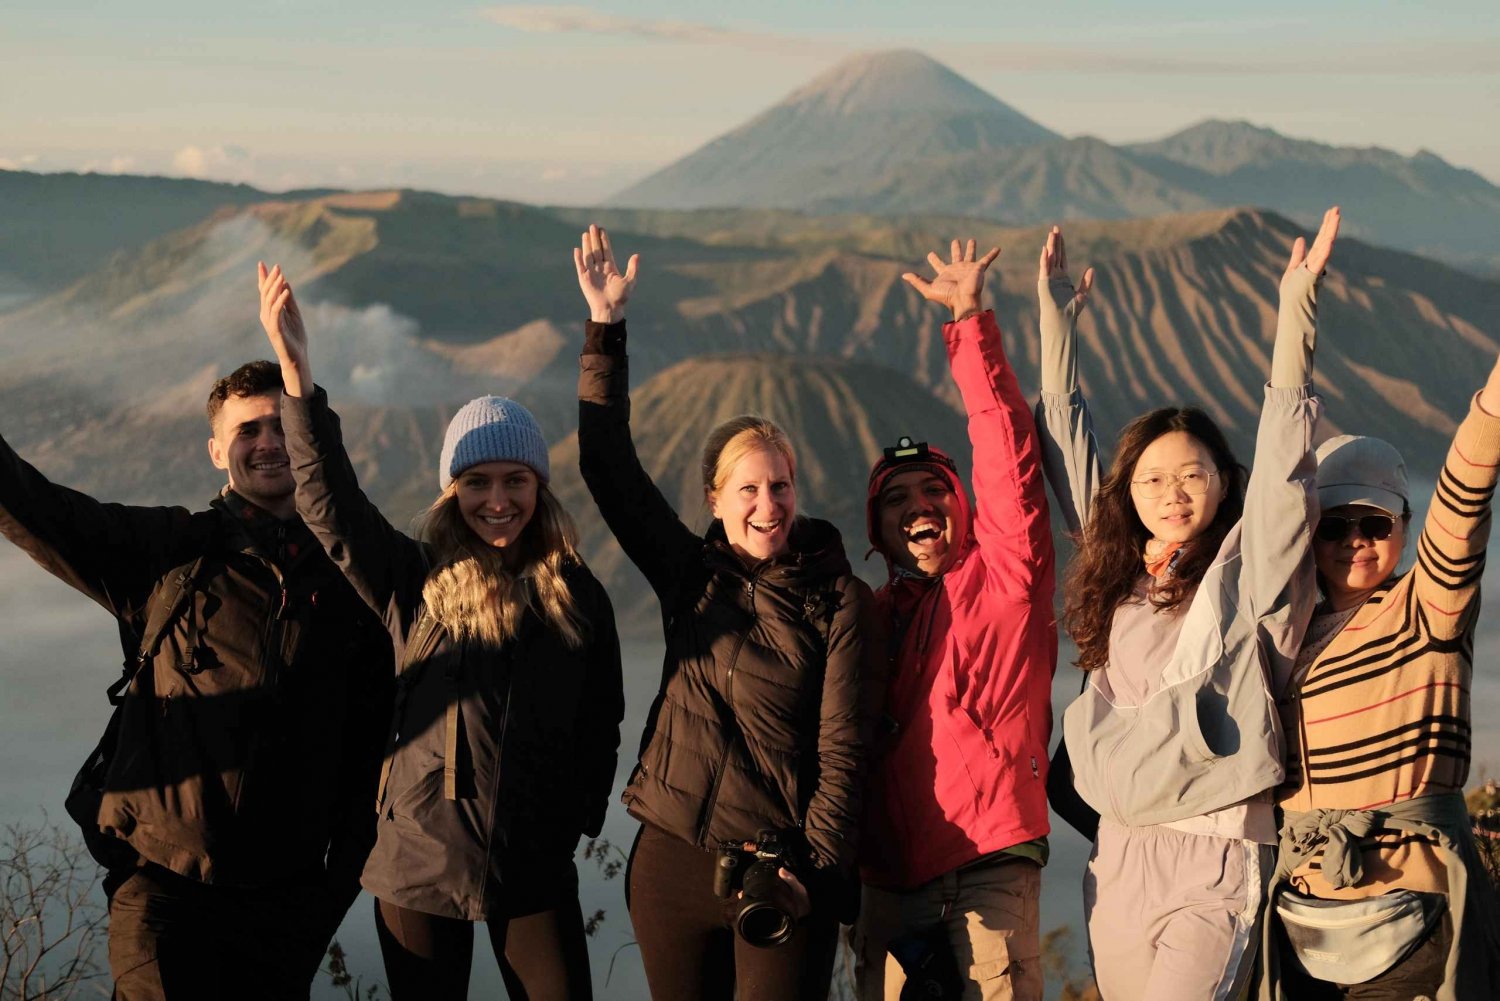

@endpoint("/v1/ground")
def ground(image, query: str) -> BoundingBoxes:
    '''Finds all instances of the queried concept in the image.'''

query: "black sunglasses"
[1315,514,1396,543]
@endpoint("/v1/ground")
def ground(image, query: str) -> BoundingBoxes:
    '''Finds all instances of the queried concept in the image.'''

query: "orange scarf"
[1143,540,1184,580]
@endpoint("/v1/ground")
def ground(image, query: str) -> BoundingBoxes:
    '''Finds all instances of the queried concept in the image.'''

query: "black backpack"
[65,557,206,870]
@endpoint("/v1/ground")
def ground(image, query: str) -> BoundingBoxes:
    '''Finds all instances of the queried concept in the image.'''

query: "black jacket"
[0,433,392,892]
[578,321,878,878]
[282,389,624,921]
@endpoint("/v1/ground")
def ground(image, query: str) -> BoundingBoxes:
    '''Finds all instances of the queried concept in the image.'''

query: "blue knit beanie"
[439,396,550,489]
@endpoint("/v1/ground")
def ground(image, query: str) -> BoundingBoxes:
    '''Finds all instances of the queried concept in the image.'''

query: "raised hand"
[1272,207,1339,388]
[1036,225,1096,396]
[257,262,310,398]
[1285,205,1340,281]
[1039,225,1095,318]
[902,239,1000,322]
[574,224,639,324]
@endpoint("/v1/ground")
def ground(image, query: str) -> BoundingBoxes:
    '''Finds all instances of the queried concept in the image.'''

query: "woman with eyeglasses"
[1261,327,1500,991]
[1034,210,1337,1001]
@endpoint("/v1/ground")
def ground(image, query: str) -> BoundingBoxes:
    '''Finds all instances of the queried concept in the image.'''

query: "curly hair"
[206,360,284,431]
[1062,407,1246,672]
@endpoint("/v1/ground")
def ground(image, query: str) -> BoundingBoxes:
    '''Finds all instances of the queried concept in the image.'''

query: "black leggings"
[627,824,840,1001]
[373,894,593,1001]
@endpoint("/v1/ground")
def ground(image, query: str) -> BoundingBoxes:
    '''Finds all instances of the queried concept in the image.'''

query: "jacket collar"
[211,489,316,570]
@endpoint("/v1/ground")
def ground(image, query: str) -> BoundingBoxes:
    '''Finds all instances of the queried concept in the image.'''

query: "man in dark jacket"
[0,361,393,1001]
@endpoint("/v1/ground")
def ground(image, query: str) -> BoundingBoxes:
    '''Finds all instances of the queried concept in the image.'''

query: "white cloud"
[0,153,42,171]
[171,144,253,181]
[80,155,138,175]
[481,5,788,46]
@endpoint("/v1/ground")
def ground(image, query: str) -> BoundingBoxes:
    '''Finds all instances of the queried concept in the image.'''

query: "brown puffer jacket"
[578,321,879,877]
[0,434,393,892]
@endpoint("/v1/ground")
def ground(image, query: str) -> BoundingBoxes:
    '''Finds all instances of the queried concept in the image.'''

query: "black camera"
[712,830,798,948]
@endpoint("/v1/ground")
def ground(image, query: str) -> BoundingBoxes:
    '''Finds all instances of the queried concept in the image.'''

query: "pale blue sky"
[4,1,1497,202]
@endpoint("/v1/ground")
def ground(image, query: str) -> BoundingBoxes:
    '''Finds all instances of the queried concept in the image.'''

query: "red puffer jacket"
[860,310,1057,890]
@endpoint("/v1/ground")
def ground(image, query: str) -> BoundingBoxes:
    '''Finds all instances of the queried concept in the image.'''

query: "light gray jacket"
[1037,265,1323,828]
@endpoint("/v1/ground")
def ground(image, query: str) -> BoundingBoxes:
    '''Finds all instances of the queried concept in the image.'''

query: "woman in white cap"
[1264,343,1500,996]
[257,263,623,1001]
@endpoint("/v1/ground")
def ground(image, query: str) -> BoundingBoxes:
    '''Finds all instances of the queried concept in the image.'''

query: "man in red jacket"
[853,240,1056,1001]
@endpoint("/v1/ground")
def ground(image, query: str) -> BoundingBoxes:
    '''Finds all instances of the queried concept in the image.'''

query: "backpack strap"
[107,555,208,705]
[375,608,445,809]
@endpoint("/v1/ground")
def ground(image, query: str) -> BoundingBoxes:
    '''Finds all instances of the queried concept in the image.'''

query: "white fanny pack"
[1275,887,1444,984]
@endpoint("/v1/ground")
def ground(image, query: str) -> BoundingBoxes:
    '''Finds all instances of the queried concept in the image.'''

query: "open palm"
[903,239,1000,320]
[574,224,639,324]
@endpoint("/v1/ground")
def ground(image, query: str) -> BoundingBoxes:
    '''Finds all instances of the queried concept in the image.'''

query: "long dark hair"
[1063,407,1246,672]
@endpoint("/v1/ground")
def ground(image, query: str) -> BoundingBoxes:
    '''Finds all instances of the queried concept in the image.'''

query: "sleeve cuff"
[1264,381,1314,404]
[279,385,325,432]
[941,308,995,344]
[1039,387,1084,409]
[583,319,628,356]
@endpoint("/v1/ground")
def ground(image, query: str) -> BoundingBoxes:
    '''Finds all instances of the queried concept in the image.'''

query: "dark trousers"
[1278,914,1451,1000]
[106,864,340,1001]
[627,823,841,1001]
[373,890,593,1001]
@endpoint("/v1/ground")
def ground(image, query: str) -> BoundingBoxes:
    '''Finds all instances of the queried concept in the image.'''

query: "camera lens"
[736,901,794,948]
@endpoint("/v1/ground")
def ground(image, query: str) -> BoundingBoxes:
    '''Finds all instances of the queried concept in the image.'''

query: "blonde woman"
[573,225,879,1000]
[258,263,623,1001]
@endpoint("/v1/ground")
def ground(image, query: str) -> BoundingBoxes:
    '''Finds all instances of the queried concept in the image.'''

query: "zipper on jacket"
[696,577,756,847]
[237,556,287,814]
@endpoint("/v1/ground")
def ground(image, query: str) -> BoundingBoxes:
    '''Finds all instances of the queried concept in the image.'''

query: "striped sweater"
[1278,393,1500,898]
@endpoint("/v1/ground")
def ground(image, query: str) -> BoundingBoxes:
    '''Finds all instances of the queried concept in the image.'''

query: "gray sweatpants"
[1084,823,1271,1001]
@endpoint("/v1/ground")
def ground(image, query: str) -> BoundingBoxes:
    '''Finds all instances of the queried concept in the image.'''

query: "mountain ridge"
[608,51,1500,275]
[612,49,1058,211]
[5,191,1498,629]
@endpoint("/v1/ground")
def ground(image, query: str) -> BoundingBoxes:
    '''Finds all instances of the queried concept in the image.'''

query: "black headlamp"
[880,436,956,472]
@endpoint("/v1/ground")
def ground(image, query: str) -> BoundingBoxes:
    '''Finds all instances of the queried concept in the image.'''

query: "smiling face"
[878,468,961,576]
[207,393,294,517]
[1129,430,1227,544]
[708,446,795,563]
[1313,503,1406,609]
[455,461,539,558]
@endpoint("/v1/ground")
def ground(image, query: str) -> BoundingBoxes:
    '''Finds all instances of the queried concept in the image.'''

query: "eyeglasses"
[1130,467,1218,499]
[1315,514,1396,543]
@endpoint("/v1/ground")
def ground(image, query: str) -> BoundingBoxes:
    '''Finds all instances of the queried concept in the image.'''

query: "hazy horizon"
[5,1,1498,203]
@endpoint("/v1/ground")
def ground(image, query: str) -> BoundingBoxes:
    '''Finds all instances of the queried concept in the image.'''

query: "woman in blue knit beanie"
[258,263,623,1001]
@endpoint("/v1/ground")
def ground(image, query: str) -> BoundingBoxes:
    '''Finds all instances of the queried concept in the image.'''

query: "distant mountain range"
[3,184,1496,625]
[612,50,1500,277]
[0,170,335,298]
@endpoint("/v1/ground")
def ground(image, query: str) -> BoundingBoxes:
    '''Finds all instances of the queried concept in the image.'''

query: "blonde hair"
[416,481,586,650]
[701,415,798,501]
